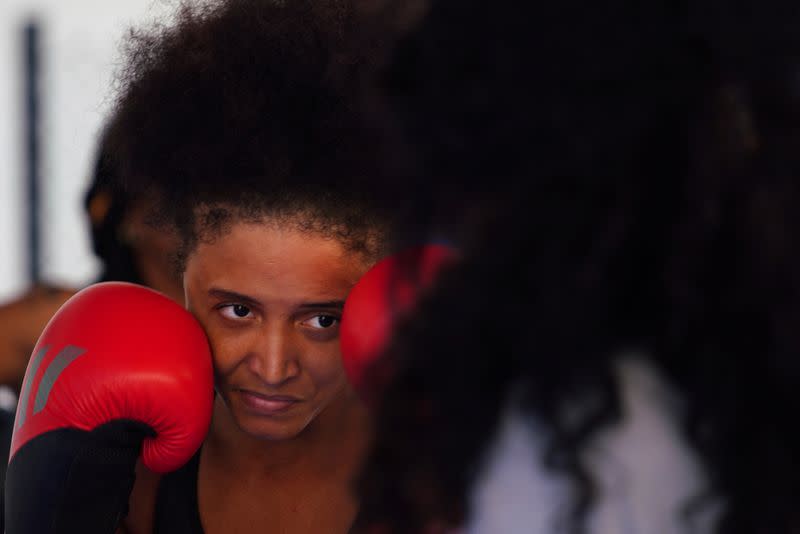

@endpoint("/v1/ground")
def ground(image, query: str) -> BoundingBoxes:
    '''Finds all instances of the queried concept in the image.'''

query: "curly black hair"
[355,1,800,533]
[104,0,391,266]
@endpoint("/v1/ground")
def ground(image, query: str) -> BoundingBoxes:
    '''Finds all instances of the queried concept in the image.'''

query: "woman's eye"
[304,314,339,329]
[220,304,252,319]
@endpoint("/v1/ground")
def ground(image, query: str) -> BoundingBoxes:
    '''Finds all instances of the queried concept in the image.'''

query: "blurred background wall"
[0,0,173,301]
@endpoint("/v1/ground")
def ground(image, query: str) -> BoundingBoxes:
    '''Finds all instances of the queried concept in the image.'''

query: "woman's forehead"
[184,221,372,298]
[186,203,385,261]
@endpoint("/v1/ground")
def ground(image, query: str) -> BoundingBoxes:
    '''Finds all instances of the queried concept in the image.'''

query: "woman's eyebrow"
[208,288,261,307]
[297,300,345,311]
[208,289,344,311]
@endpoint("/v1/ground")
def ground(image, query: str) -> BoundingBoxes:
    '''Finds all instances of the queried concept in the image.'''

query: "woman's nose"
[247,322,301,386]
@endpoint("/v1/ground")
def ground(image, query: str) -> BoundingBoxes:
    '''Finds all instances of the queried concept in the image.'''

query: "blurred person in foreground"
[0,136,182,395]
[354,1,800,533]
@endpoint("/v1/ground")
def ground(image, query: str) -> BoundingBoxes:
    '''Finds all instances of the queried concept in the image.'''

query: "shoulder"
[466,357,717,534]
[121,460,163,534]
[585,357,718,533]
[466,392,569,534]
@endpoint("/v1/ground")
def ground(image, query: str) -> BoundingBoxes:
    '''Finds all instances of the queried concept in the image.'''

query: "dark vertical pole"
[23,20,41,284]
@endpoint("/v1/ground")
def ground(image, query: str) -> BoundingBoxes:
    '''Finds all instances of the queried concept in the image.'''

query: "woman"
[355,0,800,533]
[102,0,390,532]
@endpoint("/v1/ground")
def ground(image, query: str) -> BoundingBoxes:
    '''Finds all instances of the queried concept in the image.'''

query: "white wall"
[0,0,176,301]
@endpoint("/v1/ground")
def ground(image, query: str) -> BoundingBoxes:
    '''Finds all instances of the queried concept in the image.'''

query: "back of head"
[84,138,141,284]
[356,1,800,533]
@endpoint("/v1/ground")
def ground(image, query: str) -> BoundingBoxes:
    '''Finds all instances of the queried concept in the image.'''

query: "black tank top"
[153,450,204,533]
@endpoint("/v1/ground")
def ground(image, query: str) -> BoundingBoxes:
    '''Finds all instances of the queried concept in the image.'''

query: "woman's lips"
[236,389,300,415]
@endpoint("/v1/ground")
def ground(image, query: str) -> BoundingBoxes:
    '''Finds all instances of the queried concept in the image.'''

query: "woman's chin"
[235,412,313,441]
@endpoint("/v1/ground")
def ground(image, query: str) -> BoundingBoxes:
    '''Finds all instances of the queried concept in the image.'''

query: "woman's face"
[184,220,373,441]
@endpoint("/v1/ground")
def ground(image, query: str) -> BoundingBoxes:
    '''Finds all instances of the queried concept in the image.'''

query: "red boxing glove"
[340,244,457,405]
[6,282,214,534]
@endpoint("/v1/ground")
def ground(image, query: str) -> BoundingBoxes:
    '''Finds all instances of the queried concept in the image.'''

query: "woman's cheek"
[208,328,247,374]
[304,344,347,387]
